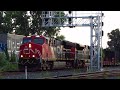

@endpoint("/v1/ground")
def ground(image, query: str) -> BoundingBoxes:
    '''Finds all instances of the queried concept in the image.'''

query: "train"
[18,35,90,71]
[103,49,118,66]
[18,35,119,71]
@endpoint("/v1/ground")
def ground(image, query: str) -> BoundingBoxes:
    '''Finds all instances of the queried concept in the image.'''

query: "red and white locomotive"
[18,35,90,71]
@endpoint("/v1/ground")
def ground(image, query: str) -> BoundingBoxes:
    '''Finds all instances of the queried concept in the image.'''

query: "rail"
[42,69,120,79]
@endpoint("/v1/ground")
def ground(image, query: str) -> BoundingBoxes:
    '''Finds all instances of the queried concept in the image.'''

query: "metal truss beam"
[41,11,103,72]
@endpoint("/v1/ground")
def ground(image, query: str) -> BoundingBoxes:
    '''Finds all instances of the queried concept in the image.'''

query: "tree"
[15,11,66,37]
[100,48,105,62]
[1,11,30,35]
[56,35,65,40]
[29,11,43,35]
[11,11,30,36]
[107,28,120,61]
[0,11,67,37]
[40,11,67,37]
[0,11,11,34]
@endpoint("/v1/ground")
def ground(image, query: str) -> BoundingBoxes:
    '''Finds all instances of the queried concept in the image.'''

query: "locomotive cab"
[18,35,46,71]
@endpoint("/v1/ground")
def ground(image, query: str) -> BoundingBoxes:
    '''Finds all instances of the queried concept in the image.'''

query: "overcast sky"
[60,11,120,49]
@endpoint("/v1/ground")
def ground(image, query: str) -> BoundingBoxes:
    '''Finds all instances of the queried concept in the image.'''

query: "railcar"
[103,49,118,66]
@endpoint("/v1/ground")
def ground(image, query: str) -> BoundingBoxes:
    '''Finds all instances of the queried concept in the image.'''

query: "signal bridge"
[41,11,104,72]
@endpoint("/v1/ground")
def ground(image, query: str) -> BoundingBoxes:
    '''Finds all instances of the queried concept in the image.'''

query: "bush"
[0,52,8,68]
[10,51,17,62]
[0,62,18,72]
[4,48,10,61]
[0,52,18,72]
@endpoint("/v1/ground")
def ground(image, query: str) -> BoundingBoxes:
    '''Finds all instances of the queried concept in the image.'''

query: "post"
[90,17,93,72]
[14,31,17,62]
[74,43,77,67]
[25,66,27,79]
[75,43,76,60]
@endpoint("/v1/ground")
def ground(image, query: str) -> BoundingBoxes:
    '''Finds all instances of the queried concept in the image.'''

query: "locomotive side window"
[22,38,31,44]
[33,38,44,45]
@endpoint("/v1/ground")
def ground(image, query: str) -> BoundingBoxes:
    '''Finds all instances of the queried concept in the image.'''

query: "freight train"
[103,49,118,66]
[18,35,90,71]
[18,35,119,71]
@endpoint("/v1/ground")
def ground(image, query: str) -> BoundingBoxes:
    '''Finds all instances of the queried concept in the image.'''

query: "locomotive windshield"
[33,38,44,45]
[22,38,32,44]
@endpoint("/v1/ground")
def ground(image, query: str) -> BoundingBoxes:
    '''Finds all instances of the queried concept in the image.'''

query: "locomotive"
[18,35,90,71]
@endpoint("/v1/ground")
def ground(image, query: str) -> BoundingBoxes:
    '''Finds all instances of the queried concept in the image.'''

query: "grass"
[0,62,18,72]
[0,52,18,72]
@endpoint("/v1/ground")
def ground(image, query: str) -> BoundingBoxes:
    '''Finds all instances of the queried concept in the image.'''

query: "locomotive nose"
[23,45,30,54]
[20,42,42,59]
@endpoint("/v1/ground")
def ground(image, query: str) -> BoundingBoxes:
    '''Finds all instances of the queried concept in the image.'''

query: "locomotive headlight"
[21,55,23,58]
[32,55,35,57]
[29,44,32,48]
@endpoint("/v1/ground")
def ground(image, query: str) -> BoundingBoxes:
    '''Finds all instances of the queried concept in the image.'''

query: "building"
[0,33,24,55]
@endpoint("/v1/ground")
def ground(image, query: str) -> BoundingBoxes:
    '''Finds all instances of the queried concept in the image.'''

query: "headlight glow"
[29,44,32,48]
[32,55,35,57]
[21,55,23,58]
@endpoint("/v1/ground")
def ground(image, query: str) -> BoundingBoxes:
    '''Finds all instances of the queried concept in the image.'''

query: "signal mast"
[41,11,104,72]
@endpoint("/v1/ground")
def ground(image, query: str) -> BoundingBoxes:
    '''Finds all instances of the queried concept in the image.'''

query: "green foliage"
[107,28,120,50]
[100,48,105,61]
[10,51,17,62]
[42,11,67,37]
[4,48,9,61]
[0,52,18,72]
[56,35,65,40]
[107,28,120,61]
[29,11,43,35]
[52,11,67,25]
[0,11,66,37]
[0,52,8,67]
[0,62,18,72]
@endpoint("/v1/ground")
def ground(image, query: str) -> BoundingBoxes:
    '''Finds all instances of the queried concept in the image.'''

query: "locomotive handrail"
[56,50,90,60]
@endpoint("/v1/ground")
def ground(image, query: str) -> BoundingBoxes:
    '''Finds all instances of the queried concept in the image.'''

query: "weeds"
[0,52,18,72]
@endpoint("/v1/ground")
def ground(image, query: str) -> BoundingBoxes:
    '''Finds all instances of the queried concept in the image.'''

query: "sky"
[59,11,120,49]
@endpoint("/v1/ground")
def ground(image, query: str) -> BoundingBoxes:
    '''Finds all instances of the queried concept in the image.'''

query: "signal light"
[102,30,104,36]
[102,22,104,26]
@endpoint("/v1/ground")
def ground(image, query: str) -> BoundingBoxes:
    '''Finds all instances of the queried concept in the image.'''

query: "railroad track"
[2,66,120,79]
[42,70,120,79]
